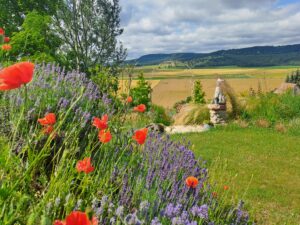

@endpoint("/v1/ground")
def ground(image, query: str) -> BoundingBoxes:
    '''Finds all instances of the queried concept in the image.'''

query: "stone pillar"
[208,103,227,124]
[208,79,227,125]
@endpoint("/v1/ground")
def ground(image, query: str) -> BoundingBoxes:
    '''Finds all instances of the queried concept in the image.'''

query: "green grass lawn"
[173,126,300,225]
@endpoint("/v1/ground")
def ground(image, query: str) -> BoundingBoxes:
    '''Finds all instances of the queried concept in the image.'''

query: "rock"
[146,123,165,134]
[165,125,209,134]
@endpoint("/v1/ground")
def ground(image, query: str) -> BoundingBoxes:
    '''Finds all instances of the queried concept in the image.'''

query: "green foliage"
[53,0,126,74]
[173,96,192,112]
[286,69,300,85]
[0,0,59,34]
[242,91,300,123]
[178,126,300,224]
[90,66,119,95]
[183,104,210,125]
[193,80,206,104]
[130,73,152,109]
[150,104,173,126]
[10,11,60,62]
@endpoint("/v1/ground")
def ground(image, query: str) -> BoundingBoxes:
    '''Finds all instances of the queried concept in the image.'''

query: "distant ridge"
[126,44,300,67]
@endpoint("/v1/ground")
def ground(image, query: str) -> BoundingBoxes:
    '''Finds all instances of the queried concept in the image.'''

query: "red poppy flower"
[212,192,218,198]
[43,125,54,135]
[54,211,97,225]
[76,157,94,174]
[91,216,98,225]
[4,37,10,43]
[65,211,91,225]
[133,104,146,113]
[0,62,34,91]
[185,176,199,188]
[132,128,148,145]
[53,220,65,225]
[99,129,112,143]
[223,185,229,191]
[92,114,108,130]
[0,28,4,35]
[1,44,12,51]
[126,96,133,103]
[38,113,56,126]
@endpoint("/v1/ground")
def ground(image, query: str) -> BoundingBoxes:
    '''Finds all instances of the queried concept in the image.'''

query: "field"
[173,126,300,225]
[120,66,299,108]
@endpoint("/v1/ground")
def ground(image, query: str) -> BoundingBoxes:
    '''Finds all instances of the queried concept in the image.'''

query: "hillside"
[127,44,300,67]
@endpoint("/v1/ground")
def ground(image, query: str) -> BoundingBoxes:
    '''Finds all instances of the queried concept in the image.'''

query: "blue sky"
[119,0,300,59]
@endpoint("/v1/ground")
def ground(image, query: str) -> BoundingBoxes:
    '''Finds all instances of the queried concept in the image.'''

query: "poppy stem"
[24,84,28,110]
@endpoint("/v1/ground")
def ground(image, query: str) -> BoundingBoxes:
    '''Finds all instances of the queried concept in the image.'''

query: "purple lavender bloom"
[171,217,184,225]
[164,203,182,218]
[150,217,162,225]
[190,204,208,219]
[115,205,124,218]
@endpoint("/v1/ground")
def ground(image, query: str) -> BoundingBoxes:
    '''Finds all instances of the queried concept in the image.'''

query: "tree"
[10,11,61,62]
[193,80,206,104]
[130,74,152,109]
[0,0,59,34]
[53,0,126,74]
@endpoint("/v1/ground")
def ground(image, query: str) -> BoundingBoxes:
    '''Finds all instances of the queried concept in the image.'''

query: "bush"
[150,104,173,126]
[183,104,210,125]
[130,73,152,109]
[243,91,300,124]
[193,80,206,104]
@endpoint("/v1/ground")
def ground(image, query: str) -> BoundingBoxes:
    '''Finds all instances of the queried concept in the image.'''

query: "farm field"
[173,126,300,225]
[120,66,299,108]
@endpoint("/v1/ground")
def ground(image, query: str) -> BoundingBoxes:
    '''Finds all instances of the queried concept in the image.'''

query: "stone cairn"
[208,79,227,125]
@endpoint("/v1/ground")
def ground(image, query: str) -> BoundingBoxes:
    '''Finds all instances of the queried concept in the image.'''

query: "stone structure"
[208,79,227,124]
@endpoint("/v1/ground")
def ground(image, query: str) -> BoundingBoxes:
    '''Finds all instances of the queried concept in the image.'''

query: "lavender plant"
[0,63,252,225]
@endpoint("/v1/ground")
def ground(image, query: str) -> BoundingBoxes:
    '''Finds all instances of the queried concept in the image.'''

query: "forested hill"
[126,44,300,67]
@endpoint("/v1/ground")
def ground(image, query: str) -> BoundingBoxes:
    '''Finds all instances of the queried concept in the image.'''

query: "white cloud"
[119,0,300,59]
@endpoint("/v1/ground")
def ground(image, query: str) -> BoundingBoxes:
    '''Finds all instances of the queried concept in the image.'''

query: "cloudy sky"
[119,0,300,59]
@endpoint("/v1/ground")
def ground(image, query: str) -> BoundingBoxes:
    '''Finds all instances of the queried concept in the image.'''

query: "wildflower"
[76,157,95,174]
[212,192,217,198]
[91,216,98,225]
[132,128,148,145]
[224,185,229,191]
[1,44,12,51]
[0,28,4,35]
[42,125,54,135]
[92,114,108,130]
[53,220,65,225]
[190,204,208,219]
[164,203,182,218]
[151,217,162,225]
[185,176,199,188]
[133,104,146,113]
[4,36,10,43]
[38,113,56,126]
[115,205,124,218]
[0,62,34,91]
[65,211,92,225]
[99,129,112,143]
[126,96,133,103]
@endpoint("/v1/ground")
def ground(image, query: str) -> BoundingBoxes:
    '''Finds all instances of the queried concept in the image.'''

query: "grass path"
[173,126,300,224]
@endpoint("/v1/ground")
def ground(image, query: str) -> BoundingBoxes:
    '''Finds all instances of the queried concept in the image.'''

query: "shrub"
[193,80,206,104]
[183,104,210,125]
[243,91,300,124]
[130,73,152,109]
[150,104,173,126]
